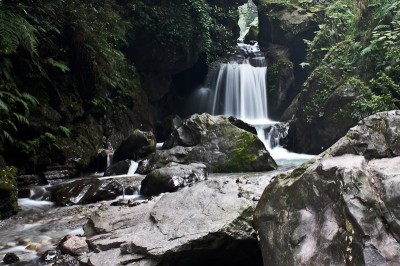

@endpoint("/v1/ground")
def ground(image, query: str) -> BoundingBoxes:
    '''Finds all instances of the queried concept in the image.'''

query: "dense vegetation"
[301,0,400,122]
[0,0,240,173]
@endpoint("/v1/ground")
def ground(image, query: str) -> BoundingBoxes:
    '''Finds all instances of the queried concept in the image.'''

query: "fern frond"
[0,99,9,112]
[13,113,29,124]
[47,58,70,73]
[361,46,373,56]
[0,9,38,55]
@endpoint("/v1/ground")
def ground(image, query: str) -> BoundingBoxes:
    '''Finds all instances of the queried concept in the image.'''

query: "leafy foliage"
[300,0,400,123]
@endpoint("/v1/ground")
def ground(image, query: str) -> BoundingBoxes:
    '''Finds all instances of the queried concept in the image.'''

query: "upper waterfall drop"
[193,42,272,124]
[210,46,269,123]
[189,41,314,163]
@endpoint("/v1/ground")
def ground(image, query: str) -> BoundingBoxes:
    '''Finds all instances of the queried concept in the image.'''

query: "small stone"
[129,201,141,207]
[3,252,20,264]
[26,243,41,251]
[59,235,89,256]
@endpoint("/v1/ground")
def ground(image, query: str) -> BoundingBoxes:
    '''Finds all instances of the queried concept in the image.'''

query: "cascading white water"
[211,61,268,122]
[191,42,314,163]
[106,153,112,168]
[127,160,139,175]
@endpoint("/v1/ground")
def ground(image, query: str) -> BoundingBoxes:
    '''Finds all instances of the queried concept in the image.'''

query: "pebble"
[6,242,16,247]
[26,243,41,251]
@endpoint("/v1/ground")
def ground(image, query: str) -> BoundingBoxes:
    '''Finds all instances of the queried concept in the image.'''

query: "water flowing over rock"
[81,172,278,266]
[254,111,400,265]
[148,113,276,173]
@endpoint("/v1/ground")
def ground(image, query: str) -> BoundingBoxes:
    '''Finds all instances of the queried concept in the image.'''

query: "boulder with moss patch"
[0,166,18,219]
[141,113,276,174]
[254,111,400,265]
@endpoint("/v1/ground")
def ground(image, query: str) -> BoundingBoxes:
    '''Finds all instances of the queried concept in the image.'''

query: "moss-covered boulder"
[254,111,400,265]
[0,167,18,219]
[141,113,277,173]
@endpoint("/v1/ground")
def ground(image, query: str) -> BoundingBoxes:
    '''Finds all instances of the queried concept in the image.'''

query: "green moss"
[215,133,261,172]
[0,166,18,219]
[302,65,339,123]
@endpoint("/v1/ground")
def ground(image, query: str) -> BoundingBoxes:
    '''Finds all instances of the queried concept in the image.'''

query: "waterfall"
[190,42,313,162]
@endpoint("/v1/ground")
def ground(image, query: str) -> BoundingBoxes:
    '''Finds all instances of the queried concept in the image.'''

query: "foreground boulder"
[81,172,279,265]
[140,163,208,196]
[140,113,276,173]
[254,111,400,265]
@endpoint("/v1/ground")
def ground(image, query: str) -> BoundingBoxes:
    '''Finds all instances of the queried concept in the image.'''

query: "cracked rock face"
[81,172,278,265]
[254,111,400,265]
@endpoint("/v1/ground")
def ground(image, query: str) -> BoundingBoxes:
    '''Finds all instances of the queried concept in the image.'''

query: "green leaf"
[47,58,70,73]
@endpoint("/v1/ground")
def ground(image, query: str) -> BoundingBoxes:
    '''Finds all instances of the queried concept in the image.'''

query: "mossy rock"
[0,167,18,219]
[160,113,277,173]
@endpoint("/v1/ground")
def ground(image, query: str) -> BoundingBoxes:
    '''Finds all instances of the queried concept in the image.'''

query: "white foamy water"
[18,198,53,211]
[190,42,315,165]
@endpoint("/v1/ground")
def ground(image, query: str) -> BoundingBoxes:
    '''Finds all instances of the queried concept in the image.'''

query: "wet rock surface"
[140,163,208,196]
[254,111,400,265]
[3,252,19,264]
[81,171,278,265]
[145,113,276,173]
[50,178,124,206]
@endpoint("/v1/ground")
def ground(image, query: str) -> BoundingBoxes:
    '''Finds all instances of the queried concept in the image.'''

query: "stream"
[0,156,312,265]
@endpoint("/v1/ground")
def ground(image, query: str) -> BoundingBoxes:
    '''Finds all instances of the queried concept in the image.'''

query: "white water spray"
[190,42,313,163]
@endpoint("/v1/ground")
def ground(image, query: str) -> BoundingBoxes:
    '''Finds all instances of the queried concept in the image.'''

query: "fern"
[47,58,70,73]
[0,9,38,55]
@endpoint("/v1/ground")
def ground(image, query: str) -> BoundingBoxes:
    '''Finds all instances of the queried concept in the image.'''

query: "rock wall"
[254,111,400,265]
[253,0,330,119]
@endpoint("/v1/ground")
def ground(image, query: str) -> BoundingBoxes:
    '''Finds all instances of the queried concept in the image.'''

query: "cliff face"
[253,0,330,119]
[254,0,400,154]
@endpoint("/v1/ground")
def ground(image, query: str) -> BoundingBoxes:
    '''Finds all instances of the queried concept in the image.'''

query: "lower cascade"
[190,42,313,162]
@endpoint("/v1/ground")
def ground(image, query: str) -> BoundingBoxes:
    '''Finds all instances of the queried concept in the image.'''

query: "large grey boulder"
[140,163,208,196]
[254,111,400,265]
[140,113,276,173]
[81,171,278,265]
